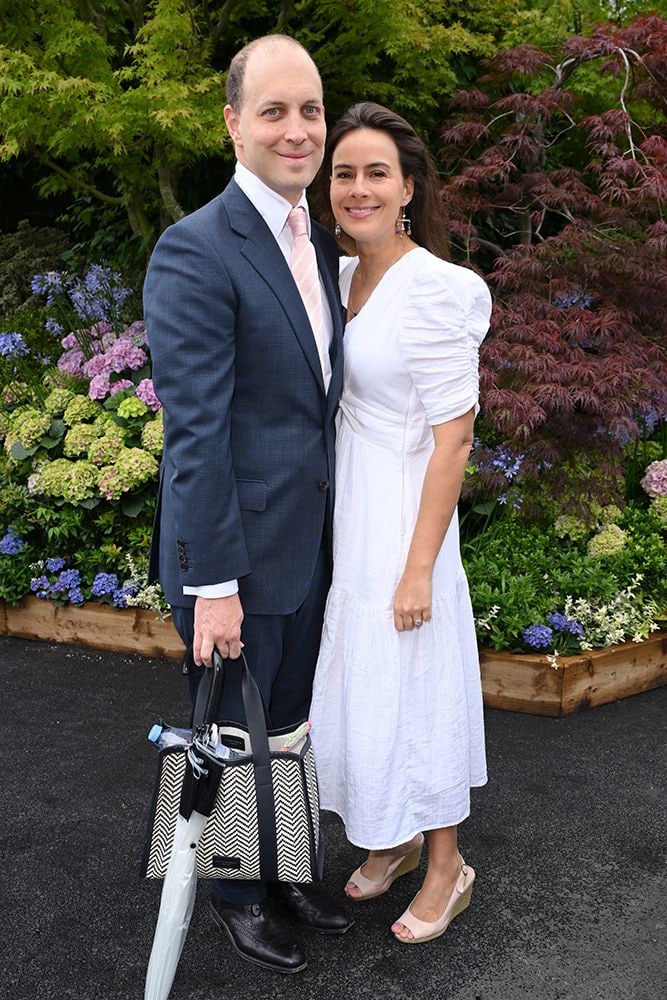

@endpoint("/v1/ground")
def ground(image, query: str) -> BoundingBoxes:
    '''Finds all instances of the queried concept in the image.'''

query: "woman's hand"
[393,571,432,631]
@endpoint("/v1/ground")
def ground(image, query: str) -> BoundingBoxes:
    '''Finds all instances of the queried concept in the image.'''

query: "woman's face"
[329,128,414,247]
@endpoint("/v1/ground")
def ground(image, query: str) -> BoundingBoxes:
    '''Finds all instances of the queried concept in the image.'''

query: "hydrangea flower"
[7,407,51,450]
[30,574,51,598]
[46,557,66,572]
[587,523,628,558]
[90,572,120,597]
[640,459,667,498]
[2,381,32,406]
[57,347,86,378]
[0,528,25,555]
[107,339,147,372]
[554,514,588,541]
[117,396,148,420]
[109,379,134,396]
[87,429,126,466]
[0,332,29,358]
[45,388,75,415]
[652,495,667,527]
[63,423,100,458]
[63,394,101,426]
[141,414,164,456]
[547,613,585,638]
[89,373,112,400]
[97,447,159,499]
[37,459,99,502]
[522,624,553,649]
[135,378,161,412]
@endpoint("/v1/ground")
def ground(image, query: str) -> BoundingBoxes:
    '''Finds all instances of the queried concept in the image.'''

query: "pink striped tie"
[287,207,331,390]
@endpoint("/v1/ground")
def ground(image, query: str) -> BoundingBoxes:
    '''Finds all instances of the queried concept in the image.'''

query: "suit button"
[318,480,329,492]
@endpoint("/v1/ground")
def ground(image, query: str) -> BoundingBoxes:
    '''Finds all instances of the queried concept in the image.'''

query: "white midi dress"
[310,247,491,850]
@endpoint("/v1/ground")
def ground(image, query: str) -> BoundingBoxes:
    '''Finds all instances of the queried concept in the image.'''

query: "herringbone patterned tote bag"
[140,652,322,883]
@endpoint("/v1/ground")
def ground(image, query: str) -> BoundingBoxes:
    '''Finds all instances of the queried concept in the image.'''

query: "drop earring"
[395,210,411,238]
[334,223,342,238]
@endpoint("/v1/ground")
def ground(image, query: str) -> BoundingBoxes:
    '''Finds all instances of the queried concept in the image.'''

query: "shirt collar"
[234,163,310,241]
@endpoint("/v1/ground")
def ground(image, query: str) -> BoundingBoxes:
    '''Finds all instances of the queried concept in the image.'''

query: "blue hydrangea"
[90,572,120,598]
[30,575,50,595]
[523,624,554,649]
[53,568,81,592]
[68,587,85,605]
[46,557,66,573]
[0,529,25,555]
[548,613,584,638]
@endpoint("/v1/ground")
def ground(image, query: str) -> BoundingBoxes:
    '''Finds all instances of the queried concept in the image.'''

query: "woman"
[310,103,491,944]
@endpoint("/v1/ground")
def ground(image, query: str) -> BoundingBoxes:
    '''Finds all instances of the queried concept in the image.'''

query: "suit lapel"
[223,182,325,393]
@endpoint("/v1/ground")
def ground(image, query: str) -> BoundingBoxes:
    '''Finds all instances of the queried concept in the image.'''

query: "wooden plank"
[479,649,565,717]
[481,634,667,716]
[561,635,667,714]
[3,597,183,660]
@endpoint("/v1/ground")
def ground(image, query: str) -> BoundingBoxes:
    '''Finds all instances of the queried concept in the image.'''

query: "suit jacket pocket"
[236,478,267,512]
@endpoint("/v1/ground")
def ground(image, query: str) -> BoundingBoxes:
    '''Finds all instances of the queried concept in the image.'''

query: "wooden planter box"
[0,596,183,660]
[480,632,667,717]
[2,598,665,715]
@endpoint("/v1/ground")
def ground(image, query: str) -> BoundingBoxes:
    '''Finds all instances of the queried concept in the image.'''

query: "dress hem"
[321,776,488,851]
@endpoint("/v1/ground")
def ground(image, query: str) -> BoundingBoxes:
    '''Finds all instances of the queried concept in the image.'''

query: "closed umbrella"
[144,656,225,1000]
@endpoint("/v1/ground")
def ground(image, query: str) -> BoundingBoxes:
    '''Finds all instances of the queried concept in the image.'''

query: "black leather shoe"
[268,882,354,934]
[209,896,307,974]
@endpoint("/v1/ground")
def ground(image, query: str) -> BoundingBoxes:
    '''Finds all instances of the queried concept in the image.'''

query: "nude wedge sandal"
[393,860,475,943]
[345,833,424,901]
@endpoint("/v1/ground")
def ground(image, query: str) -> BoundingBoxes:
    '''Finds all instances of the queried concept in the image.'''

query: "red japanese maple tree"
[441,14,667,507]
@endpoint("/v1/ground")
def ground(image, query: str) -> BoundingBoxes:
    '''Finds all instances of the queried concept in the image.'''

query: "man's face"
[224,44,326,205]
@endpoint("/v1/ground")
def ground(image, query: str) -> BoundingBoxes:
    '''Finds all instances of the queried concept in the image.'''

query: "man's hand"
[193,594,244,666]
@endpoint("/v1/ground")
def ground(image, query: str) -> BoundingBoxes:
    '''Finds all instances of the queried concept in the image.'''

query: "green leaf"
[121,494,145,517]
[10,441,36,460]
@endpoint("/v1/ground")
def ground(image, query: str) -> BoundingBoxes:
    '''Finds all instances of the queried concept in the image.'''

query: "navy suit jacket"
[143,180,344,614]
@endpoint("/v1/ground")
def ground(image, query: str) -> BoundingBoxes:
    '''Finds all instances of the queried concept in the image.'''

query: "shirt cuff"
[183,580,239,598]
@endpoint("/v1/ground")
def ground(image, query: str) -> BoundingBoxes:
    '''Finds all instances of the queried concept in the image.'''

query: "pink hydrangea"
[58,348,86,377]
[83,353,113,378]
[135,377,161,412]
[109,379,134,396]
[107,339,147,372]
[89,373,111,400]
[640,459,667,498]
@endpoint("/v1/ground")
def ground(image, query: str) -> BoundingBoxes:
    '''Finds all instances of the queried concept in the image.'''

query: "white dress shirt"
[183,163,333,599]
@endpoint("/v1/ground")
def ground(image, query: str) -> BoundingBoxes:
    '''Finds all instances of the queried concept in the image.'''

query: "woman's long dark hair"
[317,101,449,260]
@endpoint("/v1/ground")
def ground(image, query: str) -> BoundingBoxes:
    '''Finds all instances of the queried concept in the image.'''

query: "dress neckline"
[343,247,425,324]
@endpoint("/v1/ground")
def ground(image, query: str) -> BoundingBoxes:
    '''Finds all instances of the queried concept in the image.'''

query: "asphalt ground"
[0,635,664,1000]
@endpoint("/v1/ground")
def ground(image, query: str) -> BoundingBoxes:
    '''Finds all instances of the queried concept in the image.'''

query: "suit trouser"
[170,538,331,904]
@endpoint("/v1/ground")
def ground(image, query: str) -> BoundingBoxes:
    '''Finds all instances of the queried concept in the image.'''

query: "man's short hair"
[226,34,314,111]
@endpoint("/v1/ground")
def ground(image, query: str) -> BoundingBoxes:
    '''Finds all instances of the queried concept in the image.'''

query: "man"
[143,35,349,974]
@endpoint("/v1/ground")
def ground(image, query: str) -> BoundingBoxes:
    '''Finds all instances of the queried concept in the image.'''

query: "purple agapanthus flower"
[523,624,553,649]
[0,332,29,358]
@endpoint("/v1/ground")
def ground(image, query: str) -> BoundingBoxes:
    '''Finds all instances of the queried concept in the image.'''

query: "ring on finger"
[413,618,423,628]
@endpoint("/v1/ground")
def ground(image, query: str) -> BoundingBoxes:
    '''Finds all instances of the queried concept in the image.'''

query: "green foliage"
[0,0,521,249]
[0,547,34,601]
[0,220,69,315]
[464,500,666,650]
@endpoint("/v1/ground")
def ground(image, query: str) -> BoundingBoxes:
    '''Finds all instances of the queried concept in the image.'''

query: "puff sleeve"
[399,261,492,426]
